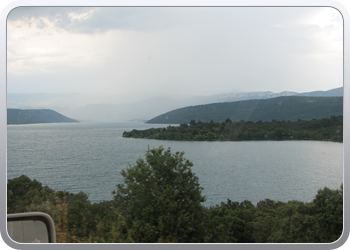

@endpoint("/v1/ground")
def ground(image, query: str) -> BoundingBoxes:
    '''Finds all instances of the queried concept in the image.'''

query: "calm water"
[7,122,343,207]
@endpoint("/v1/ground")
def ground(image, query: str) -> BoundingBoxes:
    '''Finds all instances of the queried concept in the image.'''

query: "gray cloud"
[8,7,90,20]
[7,7,326,34]
[7,7,343,96]
[8,7,190,33]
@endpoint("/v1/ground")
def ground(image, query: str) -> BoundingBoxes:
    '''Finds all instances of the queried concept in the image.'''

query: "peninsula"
[7,108,78,125]
[123,115,343,142]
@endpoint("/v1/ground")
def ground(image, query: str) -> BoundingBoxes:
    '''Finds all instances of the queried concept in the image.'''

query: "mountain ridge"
[146,96,343,124]
[7,87,343,123]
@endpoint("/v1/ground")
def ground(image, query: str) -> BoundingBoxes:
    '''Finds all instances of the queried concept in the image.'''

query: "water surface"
[7,122,343,207]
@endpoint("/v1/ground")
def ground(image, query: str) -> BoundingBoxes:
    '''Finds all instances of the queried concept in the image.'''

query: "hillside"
[146,96,343,124]
[7,109,78,125]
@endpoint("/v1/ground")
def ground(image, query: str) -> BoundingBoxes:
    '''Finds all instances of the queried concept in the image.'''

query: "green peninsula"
[123,115,343,142]
[7,108,78,125]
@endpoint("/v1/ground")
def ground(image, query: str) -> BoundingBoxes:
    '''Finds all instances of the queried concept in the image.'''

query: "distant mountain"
[146,96,343,124]
[296,87,343,97]
[53,96,183,123]
[7,109,78,125]
[186,91,298,104]
[7,87,343,123]
[51,91,300,122]
[6,91,183,109]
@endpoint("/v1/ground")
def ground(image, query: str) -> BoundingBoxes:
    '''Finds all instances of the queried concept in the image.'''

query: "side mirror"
[7,212,56,243]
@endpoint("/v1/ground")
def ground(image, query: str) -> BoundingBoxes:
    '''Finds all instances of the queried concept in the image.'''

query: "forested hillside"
[146,96,343,124]
[7,109,78,124]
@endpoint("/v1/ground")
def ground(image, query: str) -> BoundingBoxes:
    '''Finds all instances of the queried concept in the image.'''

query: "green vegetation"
[146,96,343,124]
[7,108,78,125]
[112,146,206,242]
[124,115,343,142]
[7,146,343,243]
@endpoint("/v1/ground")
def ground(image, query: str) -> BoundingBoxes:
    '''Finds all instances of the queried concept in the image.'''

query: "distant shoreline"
[124,116,343,143]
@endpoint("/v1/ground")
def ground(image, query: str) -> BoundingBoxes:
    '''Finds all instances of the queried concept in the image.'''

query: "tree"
[207,132,216,140]
[180,123,188,128]
[113,146,206,243]
[311,185,343,242]
[190,119,196,127]
[7,174,56,213]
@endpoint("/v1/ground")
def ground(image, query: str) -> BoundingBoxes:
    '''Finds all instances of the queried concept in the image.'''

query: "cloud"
[7,7,190,34]
[6,7,343,95]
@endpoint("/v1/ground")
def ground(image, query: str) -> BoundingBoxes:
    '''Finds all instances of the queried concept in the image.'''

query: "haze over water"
[7,122,343,207]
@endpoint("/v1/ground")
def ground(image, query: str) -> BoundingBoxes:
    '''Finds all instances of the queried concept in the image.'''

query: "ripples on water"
[7,122,343,207]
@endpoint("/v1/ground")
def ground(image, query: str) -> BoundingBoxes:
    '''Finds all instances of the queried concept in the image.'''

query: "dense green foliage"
[7,108,78,125]
[112,146,206,243]
[7,147,343,243]
[146,96,343,124]
[124,115,343,142]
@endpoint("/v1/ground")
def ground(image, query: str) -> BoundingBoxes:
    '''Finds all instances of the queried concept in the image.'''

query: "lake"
[7,122,343,207]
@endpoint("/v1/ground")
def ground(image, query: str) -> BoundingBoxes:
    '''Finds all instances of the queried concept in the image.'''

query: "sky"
[6,6,344,96]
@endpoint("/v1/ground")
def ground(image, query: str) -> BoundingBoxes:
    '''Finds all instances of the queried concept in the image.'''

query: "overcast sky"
[7,6,343,96]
